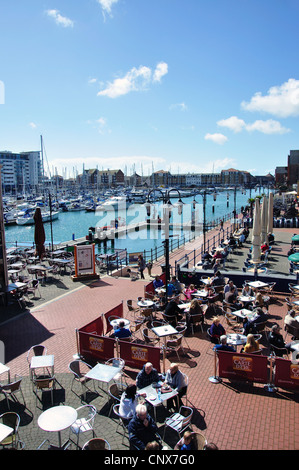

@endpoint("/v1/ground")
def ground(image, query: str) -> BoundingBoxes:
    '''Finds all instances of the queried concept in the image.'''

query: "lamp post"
[145,188,183,302]
[192,190,207,253]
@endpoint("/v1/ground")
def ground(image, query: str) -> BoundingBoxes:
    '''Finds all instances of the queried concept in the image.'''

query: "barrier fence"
[76,302,161,372]
[213,350,299,393]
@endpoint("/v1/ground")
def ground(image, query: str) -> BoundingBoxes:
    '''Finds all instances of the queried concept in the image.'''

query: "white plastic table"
[30,355,54,379]
[38,405,77,448]
[137,383,178,421]
[152,325,178,373]
[85,363,122,385]
[0,423,13,443]
[247,281,269,289]
[0,362,11,382]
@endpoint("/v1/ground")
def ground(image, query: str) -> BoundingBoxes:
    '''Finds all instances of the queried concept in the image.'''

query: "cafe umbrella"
[267,192,273,238]
[34,207,46,260]
[251,198,261,278]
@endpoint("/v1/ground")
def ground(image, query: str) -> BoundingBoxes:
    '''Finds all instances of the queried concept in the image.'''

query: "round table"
[137,299,154,308]
[288,253,299,263]
[110,318,130,330]
[226,334,247,348]
[38,405,77,447]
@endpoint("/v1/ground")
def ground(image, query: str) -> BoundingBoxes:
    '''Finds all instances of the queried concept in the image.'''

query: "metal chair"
[165,334,185,361]
[284,323,299,340]
[107,382,124,417]
[69,404,97,449]
[163,406,193,440]
[33,375,56,408]
[26,344,47,365]
[82,438,111,450]
[105,358,127,386]
[26,279,41,299]
[0,374,26,410]
[142,327,160,346]
[0,412,22,449]
[189,313,204,334]
[69,360,94,401]
[112,404,131,444]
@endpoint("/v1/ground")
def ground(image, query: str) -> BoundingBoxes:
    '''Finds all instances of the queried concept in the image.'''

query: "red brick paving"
[2,225,299,450]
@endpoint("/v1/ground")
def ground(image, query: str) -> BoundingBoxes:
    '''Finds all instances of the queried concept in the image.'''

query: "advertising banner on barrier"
[78,333,115,363]
[79,315,104,336]
[104,303,123,335]
[217,351,268,384]
[119,340,161,372]
[274,357,299,391]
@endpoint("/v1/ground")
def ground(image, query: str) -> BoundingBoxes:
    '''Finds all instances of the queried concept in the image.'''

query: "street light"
[192,190,207,253]
[145,188,183,302]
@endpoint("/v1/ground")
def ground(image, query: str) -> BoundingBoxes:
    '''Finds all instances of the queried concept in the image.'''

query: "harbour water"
[4,190,255,253]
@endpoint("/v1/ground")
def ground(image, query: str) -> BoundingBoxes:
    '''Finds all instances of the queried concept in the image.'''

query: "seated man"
[153,275,164,290]
[164,295,183,325]
[136,362,160,389]
[213,335,236,352]
[268,324,293,356]
[243,307,268,335]
[128,404,161,450]
[284,310,299,339]
[111,320,132,340]
[171,276,182,294]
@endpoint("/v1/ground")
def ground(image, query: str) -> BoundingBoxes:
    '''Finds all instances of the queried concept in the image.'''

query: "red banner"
[78,315,104,336]
[274,358,299,391]
[78,333,115,363]
[119,340,161,372]
[104,303,123,335]
[217,351,268,384]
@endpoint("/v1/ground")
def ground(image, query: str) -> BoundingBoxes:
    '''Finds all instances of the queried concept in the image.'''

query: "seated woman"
[209,316,226,344]
[119,384,139,419]
[184,284,197,300]
[242,334,260,353]
[186,298,204,332]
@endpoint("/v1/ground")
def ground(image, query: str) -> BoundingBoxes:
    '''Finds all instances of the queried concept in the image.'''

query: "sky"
[1,0,299,179]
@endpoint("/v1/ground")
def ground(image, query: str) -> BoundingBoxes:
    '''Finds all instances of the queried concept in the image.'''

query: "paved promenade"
[1,223,299,451]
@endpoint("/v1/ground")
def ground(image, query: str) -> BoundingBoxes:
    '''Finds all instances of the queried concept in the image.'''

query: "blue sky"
[1,0,299,179]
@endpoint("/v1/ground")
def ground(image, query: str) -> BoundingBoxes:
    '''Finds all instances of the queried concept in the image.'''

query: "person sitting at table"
[242,307,268,335]
[242,334,260,353]
[184,284,197,300]
[212,250,223,266]
[209,316,226,344]
[211,270,225,287]
[186,298,204,332]
[253,289,264,308]
[171,276,183,294]
[164,295,183,325]
[202,250,213,265]
[154,291,167,311]
[128,404,161,450]
[174,431,197,450]
[284,310,299,339]
[268,324,293,356]
[119,384,139,419]
[261,241,269,254]
[242,284,254,298]
[136,362,160,390]
[224,286,242,310]
[163,363,187,411]
[213,335,236,352]
[111,320,132,340]
[153,275,164,290]
[166,281,176,297]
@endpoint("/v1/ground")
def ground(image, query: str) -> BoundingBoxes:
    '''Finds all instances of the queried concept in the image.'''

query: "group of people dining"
[117,362,187,450]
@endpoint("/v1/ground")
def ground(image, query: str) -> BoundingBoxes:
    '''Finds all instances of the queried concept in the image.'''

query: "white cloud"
[29,122,37,129]
[241,78,299,117]
[204,133,228,145]
[246,119,290,134]
[153,62,168,82]
[87,117,111,134]
[46,9,74,28]
[218,115,290,135]
[97,62,168,98]
[217,116,246,133]
[97,0,119,18]
[88,78,97,84]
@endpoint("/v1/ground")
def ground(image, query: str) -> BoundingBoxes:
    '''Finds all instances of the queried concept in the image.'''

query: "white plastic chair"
[69,405,97,449]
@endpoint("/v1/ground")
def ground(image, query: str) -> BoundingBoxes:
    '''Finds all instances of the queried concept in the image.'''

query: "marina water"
[4,190,255,254]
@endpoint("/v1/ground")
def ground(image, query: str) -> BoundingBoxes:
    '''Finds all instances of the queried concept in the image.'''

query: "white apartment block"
[0,150,41,189]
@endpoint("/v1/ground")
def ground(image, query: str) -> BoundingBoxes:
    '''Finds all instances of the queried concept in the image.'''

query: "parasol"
[267,192,273,237]
[260,196,268,244]
[251,198,261,267]
[34,207,46,260]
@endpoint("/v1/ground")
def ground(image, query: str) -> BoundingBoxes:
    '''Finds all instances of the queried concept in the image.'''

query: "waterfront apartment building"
[288,150,299,186]
[0,150,42,191]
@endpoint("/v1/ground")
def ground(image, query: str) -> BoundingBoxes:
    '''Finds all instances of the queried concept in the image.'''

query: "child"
[175,431,195,450]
